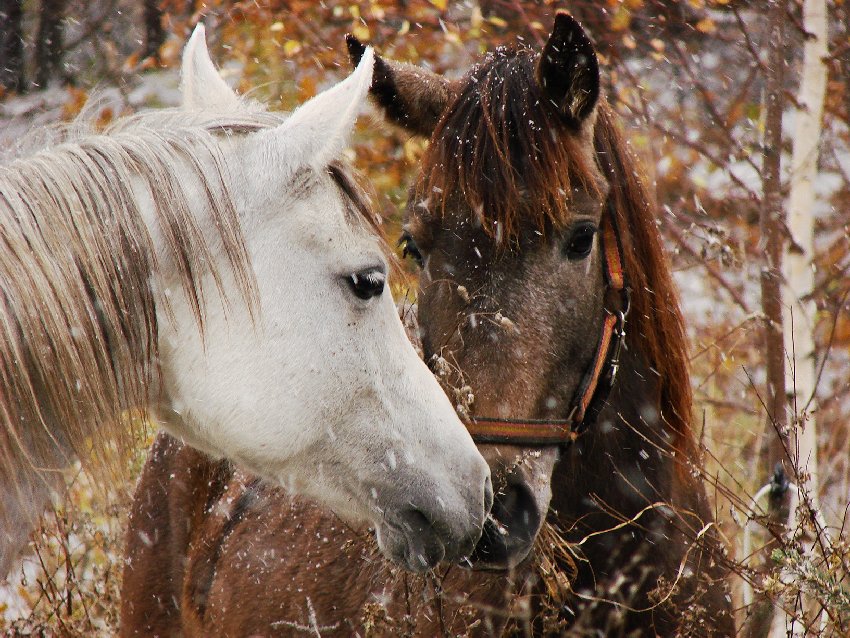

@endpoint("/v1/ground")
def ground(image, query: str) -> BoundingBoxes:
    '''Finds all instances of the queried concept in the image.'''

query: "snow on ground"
[0,69,181,158]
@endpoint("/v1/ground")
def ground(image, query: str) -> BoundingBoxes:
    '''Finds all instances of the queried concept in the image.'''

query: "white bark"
[775,0,828,636]
[783,0,826,494]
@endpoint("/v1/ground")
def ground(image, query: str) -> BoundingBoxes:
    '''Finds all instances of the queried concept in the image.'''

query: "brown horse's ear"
[536,12,600,129]
[346,34,452,137]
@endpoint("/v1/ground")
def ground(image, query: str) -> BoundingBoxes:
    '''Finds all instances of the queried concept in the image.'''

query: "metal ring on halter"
[620,286,632,318]
[608,311,626,385]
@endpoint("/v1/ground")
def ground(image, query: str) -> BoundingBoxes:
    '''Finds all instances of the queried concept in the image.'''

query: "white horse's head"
[152,26,492,571]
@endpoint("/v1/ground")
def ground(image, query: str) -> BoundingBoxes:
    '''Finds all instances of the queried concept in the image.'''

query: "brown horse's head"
[348,14,677,571]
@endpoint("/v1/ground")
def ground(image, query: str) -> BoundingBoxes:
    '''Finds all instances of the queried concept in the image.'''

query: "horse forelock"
[416,47,602,243]
[418,51,694,455]
[327,162,386,245]
[0,108,279,522]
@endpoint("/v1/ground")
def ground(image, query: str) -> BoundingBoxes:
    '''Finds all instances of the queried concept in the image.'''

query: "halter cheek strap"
[462,201,629,446]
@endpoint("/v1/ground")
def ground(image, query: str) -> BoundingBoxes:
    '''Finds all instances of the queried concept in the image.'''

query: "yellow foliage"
[696,17,717,34]
[611,7,632,32]
[351,23,371,42]
[61,86,89,120]
[283,39,302,57]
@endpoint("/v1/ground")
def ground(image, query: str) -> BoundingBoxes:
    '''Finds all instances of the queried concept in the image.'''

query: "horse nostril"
[469,481,540,569]
[398,508,432,535]
[494,482,540,539]
[397,508,446,571]
[494,482,537,530]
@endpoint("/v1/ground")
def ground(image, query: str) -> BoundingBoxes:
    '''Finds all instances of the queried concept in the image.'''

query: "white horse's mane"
[1,32,496,583]
[0,105,285,514]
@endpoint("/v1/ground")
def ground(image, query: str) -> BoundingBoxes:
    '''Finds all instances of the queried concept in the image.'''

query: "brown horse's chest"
[179,479,519,637]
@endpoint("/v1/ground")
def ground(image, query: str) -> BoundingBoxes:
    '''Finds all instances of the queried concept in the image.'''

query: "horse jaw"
[180,24,242,112]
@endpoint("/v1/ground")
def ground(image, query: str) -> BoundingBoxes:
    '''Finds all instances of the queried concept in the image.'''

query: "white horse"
[0,26,491,577]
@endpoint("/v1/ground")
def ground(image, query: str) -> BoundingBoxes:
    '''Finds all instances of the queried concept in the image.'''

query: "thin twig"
[665,220,751,313]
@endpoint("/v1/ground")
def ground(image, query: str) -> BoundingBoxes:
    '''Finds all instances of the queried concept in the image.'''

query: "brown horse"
[121,14,735,637]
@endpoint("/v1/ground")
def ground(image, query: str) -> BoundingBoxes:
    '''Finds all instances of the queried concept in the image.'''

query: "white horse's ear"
[181,24,241,112]
[271,47,375,169]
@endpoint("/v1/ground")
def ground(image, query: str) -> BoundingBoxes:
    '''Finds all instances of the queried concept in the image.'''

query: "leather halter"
[463,201,630,446]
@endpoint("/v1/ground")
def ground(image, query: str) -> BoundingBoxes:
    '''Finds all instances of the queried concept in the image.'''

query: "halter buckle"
[606,288,630,386]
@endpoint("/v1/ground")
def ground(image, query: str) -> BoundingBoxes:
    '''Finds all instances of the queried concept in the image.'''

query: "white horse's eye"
[347,268,385,300]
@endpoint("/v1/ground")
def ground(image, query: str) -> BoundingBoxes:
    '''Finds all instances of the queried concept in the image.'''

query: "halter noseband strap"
[463,201,630,446]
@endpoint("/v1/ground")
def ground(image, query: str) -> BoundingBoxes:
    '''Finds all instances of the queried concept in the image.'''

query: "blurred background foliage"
[0,0,848,634]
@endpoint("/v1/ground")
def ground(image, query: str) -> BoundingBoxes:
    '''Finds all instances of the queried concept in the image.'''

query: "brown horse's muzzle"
[468,479,540,570]
[463,445,558,571]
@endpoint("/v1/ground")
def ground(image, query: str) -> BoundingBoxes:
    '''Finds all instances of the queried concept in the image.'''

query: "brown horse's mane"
[417,47,694,454]
[593,102,695,455]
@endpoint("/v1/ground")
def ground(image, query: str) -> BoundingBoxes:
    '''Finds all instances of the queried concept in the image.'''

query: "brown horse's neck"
[545,342,733,635]
[554,342,681,502]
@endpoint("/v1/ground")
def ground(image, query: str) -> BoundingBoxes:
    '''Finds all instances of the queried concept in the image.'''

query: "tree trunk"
[143,0,164,61]
[758,1,789,471]
[841,3,850,122]
[34,0,65,89]
[748,1,789,636]
[0,0,24,92]
[775,0,828,635]
[783,0,825,515]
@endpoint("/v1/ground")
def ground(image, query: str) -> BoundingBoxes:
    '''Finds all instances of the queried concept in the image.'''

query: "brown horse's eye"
[398,232,424,268]
[563,222,597,260]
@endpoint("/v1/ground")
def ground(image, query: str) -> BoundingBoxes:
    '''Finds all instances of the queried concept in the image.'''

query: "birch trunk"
[772,0,828,635]
[783,0,826,508]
